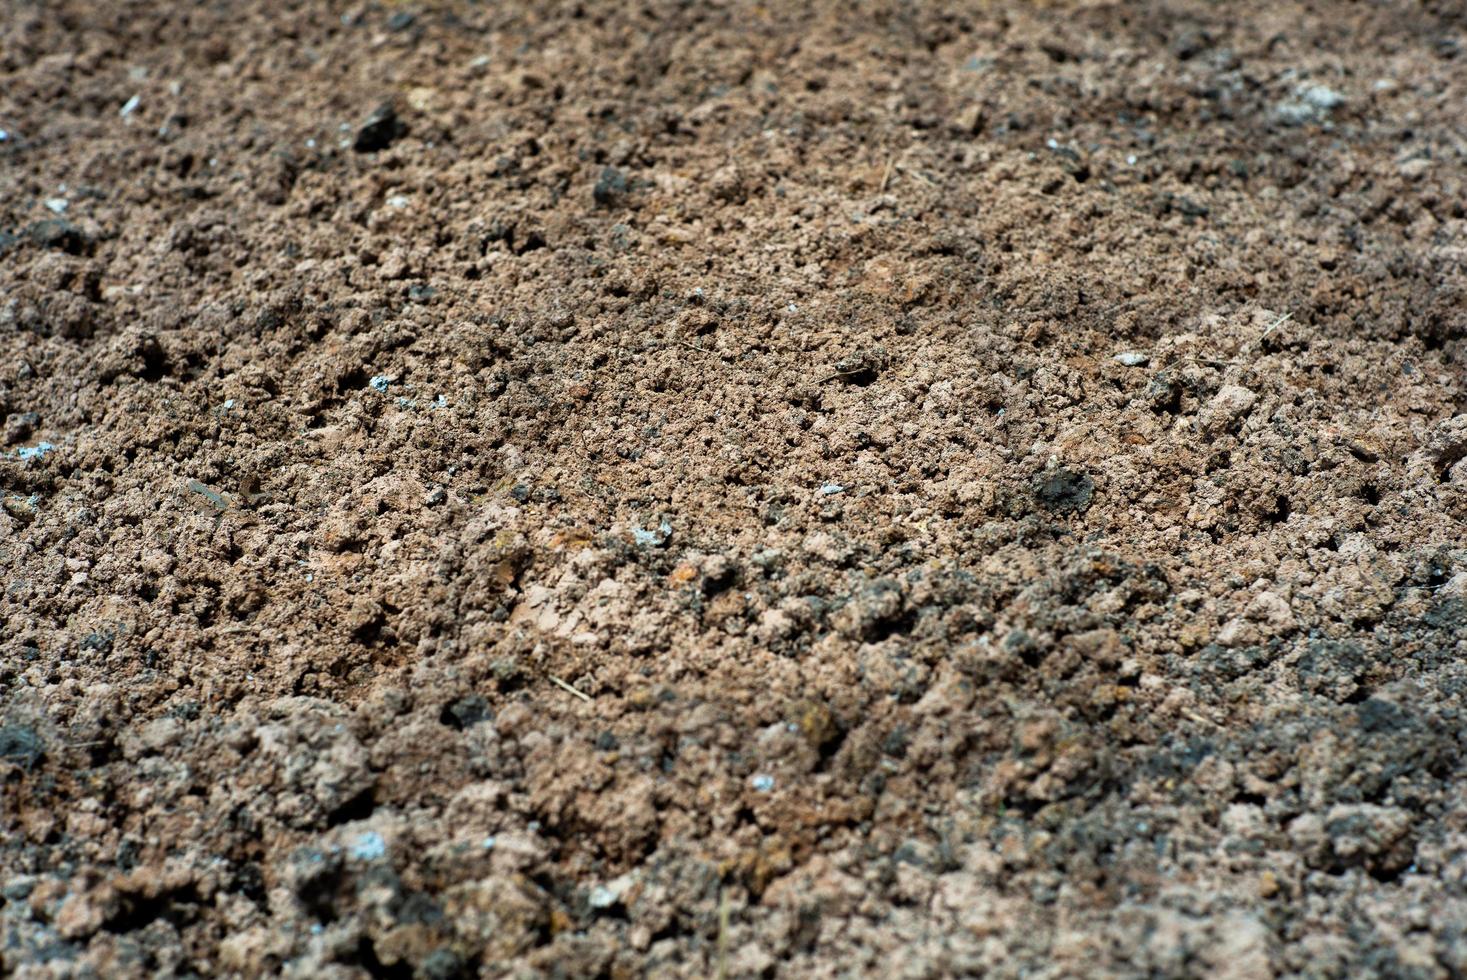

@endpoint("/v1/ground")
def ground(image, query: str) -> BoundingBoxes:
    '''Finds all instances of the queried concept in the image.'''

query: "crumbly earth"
[2,1,1466,977]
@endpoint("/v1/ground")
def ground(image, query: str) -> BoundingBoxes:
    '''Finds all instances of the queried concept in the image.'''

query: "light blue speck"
[818,483,845,496]
[369,375,391,393]
[751,774,775,793]
[15,442,56,462]
[350,831,386,861]
[482,835,497,850]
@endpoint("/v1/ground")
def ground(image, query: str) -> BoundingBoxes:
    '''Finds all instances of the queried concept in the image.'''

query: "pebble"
[1113,351,1149,367]
[369,375,391,393]
[818,483,845,496]
[1274,83,1345,125]
[750,774,776,793]
[119,94,141,118]
[593,166,628,207]
[354,103,405,153]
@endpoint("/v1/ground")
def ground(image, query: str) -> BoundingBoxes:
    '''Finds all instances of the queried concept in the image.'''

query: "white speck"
[304,573,313,583]
[44,198,68,214]
[589,885,617,909]
[15,442,56,462]
[310,923,323,935]
[1046,138,1059,149]
[222,399,235,410]
[787,303,798,312]
[396,396,414,409]
[785,722,799,733]
[305,138,317,149]
[1126,154,1137,166]
[120,94,141,118]
[432,394,447,409]
[751,774,776,793]
[632,518,672,548]
[350,831,385,861]
[818,483,845,496]
[369,375,391,393]
[0,129,9,141]
[386,194,410,209]
[1301,84,1345,110]
[481,836,497,850]
[1113,351,1149,367]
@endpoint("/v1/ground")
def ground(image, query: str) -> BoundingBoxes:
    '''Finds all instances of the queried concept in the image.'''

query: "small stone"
[750,774,776,793]
[26,219,93,255]
[1033,467,1095,514]
[5,411,39,445]
[354,102,405,153]
[1202,385,1258,433]
[593,166,628,207]
[1113,351,1149,367]
[0,725,44,769]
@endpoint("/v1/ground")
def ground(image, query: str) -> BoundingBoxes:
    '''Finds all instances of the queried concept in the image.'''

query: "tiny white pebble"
[818,483,845,496]
[120,94,141,118]
[751,774,776,792]
[1113,351,1149,367]
[44,198,68,214]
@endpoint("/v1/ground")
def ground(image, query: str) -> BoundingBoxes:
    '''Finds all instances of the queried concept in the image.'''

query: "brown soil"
[3,1,1466,976]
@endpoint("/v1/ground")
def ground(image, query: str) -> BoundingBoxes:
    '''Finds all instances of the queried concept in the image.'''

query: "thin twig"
[548,674,592,703]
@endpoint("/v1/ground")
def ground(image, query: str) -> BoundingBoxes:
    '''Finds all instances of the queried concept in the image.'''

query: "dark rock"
[26,219,94,255]
[5,411,40,445]
[439,695,492,730]
[1033,468,1095,513]
[0,725,45,769]
[593,166,628,207]
[354,103,406,153]
[386,10,417,32]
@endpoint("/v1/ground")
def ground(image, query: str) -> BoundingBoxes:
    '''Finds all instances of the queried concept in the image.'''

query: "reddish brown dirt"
[3,1,1467,977]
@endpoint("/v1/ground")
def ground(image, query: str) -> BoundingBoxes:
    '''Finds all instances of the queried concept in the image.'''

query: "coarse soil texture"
[3,1,1467,977]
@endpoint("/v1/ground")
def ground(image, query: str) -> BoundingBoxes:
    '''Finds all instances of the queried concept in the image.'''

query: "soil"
[2,1,1466,977]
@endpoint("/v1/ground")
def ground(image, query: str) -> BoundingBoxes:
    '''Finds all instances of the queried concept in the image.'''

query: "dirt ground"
[2,0,1466,976]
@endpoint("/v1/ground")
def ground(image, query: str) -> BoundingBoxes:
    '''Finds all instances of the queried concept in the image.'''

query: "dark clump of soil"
[2,1,1465,977]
